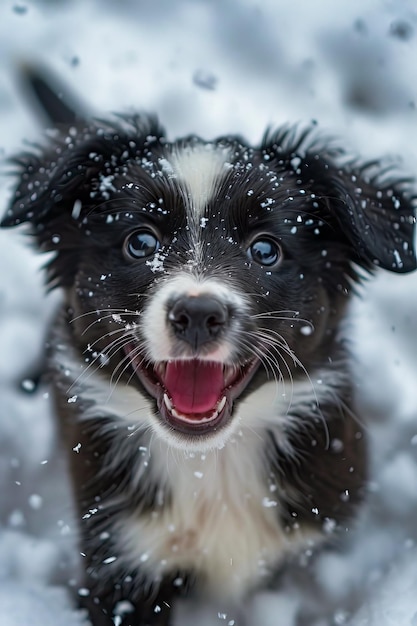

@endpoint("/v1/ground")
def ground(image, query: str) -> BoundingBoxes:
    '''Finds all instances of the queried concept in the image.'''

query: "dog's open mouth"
[124,344,260,435]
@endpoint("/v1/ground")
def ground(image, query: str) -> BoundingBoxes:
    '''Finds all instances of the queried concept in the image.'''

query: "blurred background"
[1,1,417,624]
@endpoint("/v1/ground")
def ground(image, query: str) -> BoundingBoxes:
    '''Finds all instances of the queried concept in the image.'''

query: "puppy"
[2,108,416,625]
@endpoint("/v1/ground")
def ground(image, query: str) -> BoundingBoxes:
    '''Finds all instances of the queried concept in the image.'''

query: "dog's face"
[2,118,416,450]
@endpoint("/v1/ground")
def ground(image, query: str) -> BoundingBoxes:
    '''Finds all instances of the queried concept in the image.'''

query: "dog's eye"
[123,229,161,260]
[247,237,282,267]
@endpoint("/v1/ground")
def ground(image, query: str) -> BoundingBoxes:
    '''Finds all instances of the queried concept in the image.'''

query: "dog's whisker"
[256,327,330,448]
[82,326,131,353]
[67,332,134,393]
[81,315,124,336]
[233,335,286,402]
[107,340,149,399]
[107,356,137,402]
[246,333,293,408]
[109,344,141,389]
[255,330,308,407]
[251,312,314,330]
[250,309,300,318]
[70,307,141,325]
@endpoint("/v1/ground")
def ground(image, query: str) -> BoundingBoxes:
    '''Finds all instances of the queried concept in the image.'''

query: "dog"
[1,76,416,625]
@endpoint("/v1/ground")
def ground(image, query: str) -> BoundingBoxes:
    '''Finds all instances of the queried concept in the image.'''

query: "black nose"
[168,295,229,350]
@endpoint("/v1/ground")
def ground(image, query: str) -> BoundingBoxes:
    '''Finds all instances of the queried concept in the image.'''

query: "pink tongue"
[164,360,224,415]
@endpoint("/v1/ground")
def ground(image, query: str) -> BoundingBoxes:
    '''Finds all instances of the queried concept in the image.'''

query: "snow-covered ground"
[1,1,417,624]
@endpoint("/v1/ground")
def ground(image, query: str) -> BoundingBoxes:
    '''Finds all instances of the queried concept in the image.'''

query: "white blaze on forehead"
[166,143,231,218]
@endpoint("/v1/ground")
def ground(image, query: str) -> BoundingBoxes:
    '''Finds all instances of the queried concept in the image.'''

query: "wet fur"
[2,115,416,626]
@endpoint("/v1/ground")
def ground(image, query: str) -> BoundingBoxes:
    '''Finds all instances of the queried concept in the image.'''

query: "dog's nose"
[168,295,228,349]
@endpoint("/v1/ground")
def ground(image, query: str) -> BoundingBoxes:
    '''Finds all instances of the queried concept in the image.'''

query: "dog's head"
[2,117,416,449]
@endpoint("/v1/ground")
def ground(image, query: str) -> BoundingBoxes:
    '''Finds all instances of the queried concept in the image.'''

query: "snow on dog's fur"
[2,115,416,625]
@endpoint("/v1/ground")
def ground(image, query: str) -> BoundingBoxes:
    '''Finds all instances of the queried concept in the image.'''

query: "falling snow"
[98,174,117,199]
[146,251,166,273]
[1,2,417,626]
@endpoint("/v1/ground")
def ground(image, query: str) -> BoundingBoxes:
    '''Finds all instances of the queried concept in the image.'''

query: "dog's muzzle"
[124,294,260,436]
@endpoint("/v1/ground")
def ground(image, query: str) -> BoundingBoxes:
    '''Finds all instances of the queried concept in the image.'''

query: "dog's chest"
[117,434,312,598]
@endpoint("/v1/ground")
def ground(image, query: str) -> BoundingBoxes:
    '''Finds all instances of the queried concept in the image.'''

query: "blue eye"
[124,229,160,260]
[247,237,282,267]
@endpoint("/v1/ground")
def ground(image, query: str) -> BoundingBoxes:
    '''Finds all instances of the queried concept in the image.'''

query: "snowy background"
[1,0,417,624]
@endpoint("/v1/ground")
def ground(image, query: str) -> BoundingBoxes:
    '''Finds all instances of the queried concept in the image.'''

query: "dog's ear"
[18,63,89,125]
[269,126,417,274]
[0,116,165,286]
[312,155,416,273]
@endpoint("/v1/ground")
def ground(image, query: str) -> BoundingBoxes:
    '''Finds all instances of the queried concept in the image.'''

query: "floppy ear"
[263,126,416,275]
[0,115,165,287]
[300,150,417,274]
[328,161,416,273]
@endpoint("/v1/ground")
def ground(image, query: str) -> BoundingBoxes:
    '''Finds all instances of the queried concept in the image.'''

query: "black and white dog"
[1,80,416,625]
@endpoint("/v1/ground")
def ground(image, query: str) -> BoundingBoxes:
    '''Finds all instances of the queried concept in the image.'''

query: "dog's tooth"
[224,366,235,386]
[168,396,227,424]
[217,396,226,412]
[171,407,181,419]
[163,394,173,411]
[155,362,166,378]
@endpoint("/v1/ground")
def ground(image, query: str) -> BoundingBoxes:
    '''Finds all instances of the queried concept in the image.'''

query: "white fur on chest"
[54,338,338,597]
[116,429,316,599]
